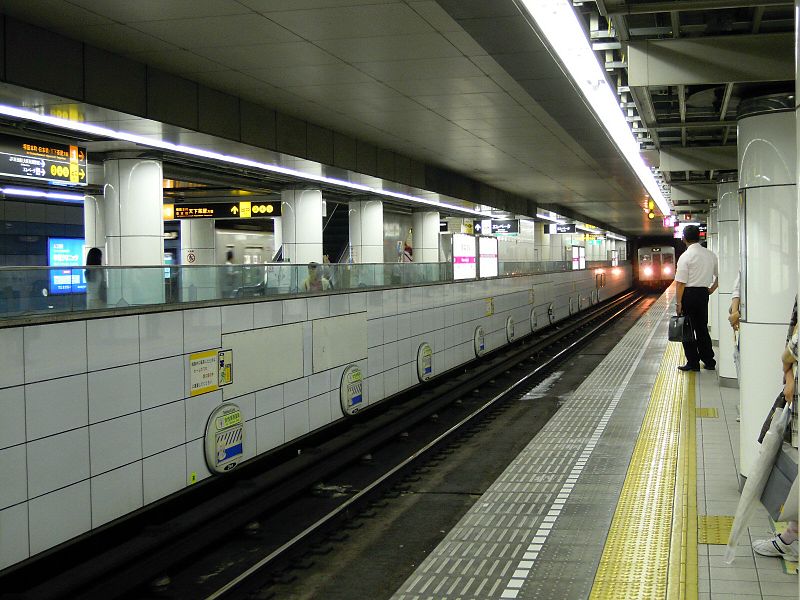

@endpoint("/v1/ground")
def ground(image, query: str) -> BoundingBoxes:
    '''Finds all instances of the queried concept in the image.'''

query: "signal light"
[648,211,655,220]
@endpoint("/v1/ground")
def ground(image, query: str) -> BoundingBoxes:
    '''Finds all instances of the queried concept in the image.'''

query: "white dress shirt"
[675,243,718,288]
[732,273,740,299]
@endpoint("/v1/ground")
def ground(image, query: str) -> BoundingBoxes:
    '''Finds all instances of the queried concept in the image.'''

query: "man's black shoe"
[703,362,716,370]
[677,364,700,372]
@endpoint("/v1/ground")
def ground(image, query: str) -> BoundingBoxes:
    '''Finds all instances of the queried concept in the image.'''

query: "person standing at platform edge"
[675,225,719,371]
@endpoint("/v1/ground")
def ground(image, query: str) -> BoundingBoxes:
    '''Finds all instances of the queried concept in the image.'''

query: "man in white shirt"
[675,225,719,371]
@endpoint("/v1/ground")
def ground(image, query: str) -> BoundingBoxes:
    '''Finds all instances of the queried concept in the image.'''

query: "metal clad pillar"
[737,102,797,477]
[348,198,384,263]
[717,179,740,386]
[180,219,216,301]
[103,157,165,305]
[281,187,323,264]
[412,211,440,262]
[707,205,719,344]
[83,194,105,255]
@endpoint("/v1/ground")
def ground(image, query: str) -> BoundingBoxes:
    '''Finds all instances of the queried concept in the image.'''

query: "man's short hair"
[683,225,700,243]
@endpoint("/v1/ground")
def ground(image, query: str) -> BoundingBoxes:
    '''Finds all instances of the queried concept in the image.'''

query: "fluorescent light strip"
[520,1,670,217]
[2,186,84,202]
[0,104,486,217]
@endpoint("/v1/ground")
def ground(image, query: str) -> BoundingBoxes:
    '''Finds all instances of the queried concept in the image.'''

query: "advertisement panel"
[48,237,86,294]
[478,236,498,278]
[452,233,477,280]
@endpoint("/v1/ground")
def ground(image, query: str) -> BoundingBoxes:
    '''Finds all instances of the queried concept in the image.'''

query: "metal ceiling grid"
[589,0,794,219]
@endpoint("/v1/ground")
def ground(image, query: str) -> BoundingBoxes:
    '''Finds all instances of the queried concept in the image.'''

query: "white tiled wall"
[0,266,631,570]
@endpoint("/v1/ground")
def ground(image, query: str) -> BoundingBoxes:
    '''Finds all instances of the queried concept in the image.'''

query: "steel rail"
[204,293,645,600]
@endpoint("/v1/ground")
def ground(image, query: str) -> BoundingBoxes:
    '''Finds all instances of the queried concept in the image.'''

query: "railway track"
[0,290,647,600]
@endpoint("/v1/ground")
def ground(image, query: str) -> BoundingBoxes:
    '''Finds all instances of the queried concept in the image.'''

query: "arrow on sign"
[230,206,238,214]
[79,169,85,180]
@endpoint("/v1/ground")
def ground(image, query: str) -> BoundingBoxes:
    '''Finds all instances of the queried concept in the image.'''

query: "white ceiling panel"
[126,50,228,75]
[266,5,434,40]
[79,23,179,56]
[130,14,303,48]
[285,82,402,102]
[193,43,340,71]
[0,0,111,31]
[386,76,504,97]
[358,56,485,81]
[414,92,523,111]
[244,63,374,87]
[316,33,462,63]
[66,0,251,22]
[240,0,400,12]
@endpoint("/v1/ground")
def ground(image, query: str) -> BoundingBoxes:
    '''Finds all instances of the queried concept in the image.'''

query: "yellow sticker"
[189,471,198,484]
[485,298,494,316]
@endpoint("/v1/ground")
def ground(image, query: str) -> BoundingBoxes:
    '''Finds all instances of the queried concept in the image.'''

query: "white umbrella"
[725,404,792,563]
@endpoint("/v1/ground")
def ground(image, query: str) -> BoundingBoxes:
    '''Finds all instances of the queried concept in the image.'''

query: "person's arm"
[783,328,798,403]
[728,297,741,330]
[708,252,719,295]
[675,281,685,315]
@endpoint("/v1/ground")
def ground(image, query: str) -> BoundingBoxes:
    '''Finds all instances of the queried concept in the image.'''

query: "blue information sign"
[48,237,86,294]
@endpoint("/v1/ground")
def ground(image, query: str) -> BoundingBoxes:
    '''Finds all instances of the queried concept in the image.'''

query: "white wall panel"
[284,401,310,441]
[183,307,222,354]
[221,304,254,334]
[0,328,23,389]
[24,321,87,383]
[256,384,283,416]
[89,414,142,476]
[89,365,139,423]
[143,446,185,504]
[0,444,26,509]
[185,390,223,442]
[26,375,88,441]
[90,462,143,527]
[0,503,28,569]
[0,386,24,450]
[185,438,212,484]
[312,313,367,373]
[139,312,183,361]
[283,377,309,407]
[28,481,91,555]
[140,356,184,410]
[221,323,304,400]
[309,392,332,429]
[87,316,139,371]
[142,401,186,457]
[253,300,283,329]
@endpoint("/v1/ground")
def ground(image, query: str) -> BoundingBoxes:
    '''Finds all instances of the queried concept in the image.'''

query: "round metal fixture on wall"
[204,403,245,474]
[474,325,486,357]
[340,364,365,416]
[417,342,433,382]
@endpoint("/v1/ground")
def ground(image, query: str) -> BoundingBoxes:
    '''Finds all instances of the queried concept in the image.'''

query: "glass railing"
[0,260,629,319]
[0,262,453,318]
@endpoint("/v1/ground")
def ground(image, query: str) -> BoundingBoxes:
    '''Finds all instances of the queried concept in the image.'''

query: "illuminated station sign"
[163,201,281,220]
[0,134,87,185]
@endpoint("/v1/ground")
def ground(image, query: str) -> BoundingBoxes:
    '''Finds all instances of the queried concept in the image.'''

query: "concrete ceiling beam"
[604,0,790,16]
[659,146,738,172]
[627,32,793,86]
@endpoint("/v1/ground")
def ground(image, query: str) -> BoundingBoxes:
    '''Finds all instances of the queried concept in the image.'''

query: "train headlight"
[643,266,653,276]
[663,266,672,275]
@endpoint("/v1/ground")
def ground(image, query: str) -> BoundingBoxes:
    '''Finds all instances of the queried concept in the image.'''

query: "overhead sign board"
[549,223,576,234]
[163,201,281,220]
[0,134,87,186]
[491,219,519,235]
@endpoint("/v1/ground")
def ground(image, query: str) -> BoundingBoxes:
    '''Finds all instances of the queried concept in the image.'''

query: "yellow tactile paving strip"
[696,407,718,418]
[589,343,697,600]
[698,515,734,545]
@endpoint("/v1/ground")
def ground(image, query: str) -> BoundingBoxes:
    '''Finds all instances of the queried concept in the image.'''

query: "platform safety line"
[496,302,665,600]
[586,342,697,600]
[667,364,698,600]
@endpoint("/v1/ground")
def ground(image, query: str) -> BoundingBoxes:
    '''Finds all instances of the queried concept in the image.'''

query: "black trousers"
[681,286,715,366]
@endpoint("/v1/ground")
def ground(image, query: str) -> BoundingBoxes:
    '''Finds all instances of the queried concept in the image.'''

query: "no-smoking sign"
[186,251,196,264]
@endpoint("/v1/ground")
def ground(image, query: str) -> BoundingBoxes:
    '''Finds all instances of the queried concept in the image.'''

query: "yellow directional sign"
[165,201,281,220]
[239,201,252,218]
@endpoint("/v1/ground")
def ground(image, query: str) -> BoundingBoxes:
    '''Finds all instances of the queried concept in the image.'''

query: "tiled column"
[281,187,322,264]
[707,205,719,344]
[738,105,797,477]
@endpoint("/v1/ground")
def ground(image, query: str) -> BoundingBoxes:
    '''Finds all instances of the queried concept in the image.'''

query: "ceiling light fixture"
[0,104,486,218]
[518,0,670,217]
[2,187,84,202]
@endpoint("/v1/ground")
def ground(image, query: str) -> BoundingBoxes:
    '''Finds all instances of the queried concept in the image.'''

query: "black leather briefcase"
[668,315,692,343]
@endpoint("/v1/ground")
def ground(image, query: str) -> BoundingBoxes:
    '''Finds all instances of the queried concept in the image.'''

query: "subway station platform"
[390,290,799,600]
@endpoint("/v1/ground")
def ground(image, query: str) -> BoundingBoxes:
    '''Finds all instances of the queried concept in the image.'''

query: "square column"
[281,188,323,264]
